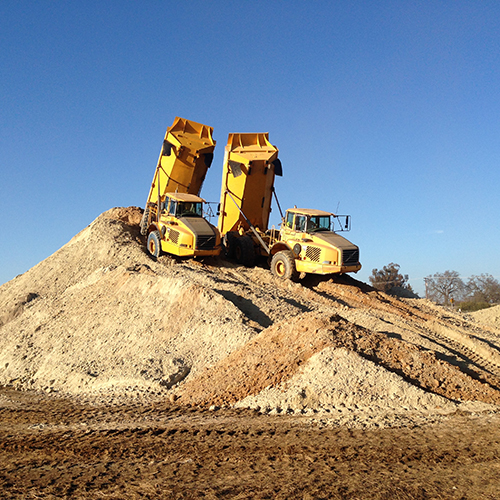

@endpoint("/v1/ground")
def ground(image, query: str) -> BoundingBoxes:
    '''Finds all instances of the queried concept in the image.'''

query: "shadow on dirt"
[215,289,273,329]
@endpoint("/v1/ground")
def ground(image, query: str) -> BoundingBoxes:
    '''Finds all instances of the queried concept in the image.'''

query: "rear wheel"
[147,230,162,258]
[271,250,298,280]
[223,232,238,259]
[234,235,255,267]
[140,208,150,236]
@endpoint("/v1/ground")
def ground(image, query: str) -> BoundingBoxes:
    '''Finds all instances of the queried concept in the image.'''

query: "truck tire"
[140,208,150,236]
[271,250,298,281]
[147,230,162,258]
[234,235,255,267]
[223,232,238,259]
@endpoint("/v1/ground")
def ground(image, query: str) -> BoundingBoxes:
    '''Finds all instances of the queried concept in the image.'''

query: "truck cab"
[270,208,361,278]
[146,193,221,258]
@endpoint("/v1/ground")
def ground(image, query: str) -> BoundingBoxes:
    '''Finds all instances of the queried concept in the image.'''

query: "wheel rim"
[149,239,156,255]
[275,260,285,277]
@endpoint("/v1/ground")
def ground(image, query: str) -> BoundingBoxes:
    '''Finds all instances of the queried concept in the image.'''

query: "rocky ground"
[1,206,500,498]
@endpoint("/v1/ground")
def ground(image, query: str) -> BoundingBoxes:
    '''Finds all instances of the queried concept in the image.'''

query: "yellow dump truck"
[141,117,221,258]
[217,132,361,279]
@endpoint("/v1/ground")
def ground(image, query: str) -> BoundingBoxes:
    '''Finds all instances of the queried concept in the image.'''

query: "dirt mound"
[177,311,500,408]
[0,208,255,397]
[1,207,500,427]
[472,304,500,328]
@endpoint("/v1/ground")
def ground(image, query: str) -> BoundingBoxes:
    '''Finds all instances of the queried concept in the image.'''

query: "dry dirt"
[472,304,500,329]
[1,387,500,500]
[1,206,500,498]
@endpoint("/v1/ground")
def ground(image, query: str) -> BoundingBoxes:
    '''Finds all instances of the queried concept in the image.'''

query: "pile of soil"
[1,207,500,428]
[472,304,500,328]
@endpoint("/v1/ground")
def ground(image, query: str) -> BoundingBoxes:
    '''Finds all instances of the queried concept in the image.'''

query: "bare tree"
[424,270,465,304]
[466,274,500,304]
[369,263,412,293]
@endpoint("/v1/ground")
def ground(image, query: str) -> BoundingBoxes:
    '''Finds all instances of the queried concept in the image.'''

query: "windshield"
[306,215,331,232]
[176,201,203,217]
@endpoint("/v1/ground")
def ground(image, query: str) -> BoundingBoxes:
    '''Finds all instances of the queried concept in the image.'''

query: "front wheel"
[147,230,162,258]
[271,250,299,281]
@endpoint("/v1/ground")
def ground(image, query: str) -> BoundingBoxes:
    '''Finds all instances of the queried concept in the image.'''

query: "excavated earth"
[1,207,500,499]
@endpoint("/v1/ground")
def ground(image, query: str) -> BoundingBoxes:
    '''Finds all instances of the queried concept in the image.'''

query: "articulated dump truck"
[217,132,361,279]
[140,117,221,258]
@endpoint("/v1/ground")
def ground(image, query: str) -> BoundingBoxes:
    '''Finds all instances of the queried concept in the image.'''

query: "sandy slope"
[1,207,499,428]
[472,303,500,328]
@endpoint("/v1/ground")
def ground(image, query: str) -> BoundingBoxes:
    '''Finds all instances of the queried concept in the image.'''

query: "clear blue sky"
[1,1,499,297]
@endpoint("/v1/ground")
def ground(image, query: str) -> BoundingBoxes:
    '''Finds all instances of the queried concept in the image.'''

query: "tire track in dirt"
[1,388,500,500]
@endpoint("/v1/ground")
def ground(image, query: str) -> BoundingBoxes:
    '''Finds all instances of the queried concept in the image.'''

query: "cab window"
[168,200,177,216]
[307,215,330,232]
[177,201,203,217]
[294,215,306,232]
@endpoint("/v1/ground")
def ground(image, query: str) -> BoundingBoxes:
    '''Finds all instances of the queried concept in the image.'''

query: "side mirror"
[204,152,214,168]
[162,140,173,156]
[272,158,283,176]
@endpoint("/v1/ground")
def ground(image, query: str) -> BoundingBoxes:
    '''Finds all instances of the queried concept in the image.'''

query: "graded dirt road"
[1,388,499,500]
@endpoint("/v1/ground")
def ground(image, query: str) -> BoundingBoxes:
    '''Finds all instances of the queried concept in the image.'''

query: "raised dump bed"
[146,117,216,210]
[218,132,282,238]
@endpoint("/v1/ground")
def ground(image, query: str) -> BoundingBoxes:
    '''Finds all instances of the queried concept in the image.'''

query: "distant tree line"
[369,263,500,310]
[424,271,500,309]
